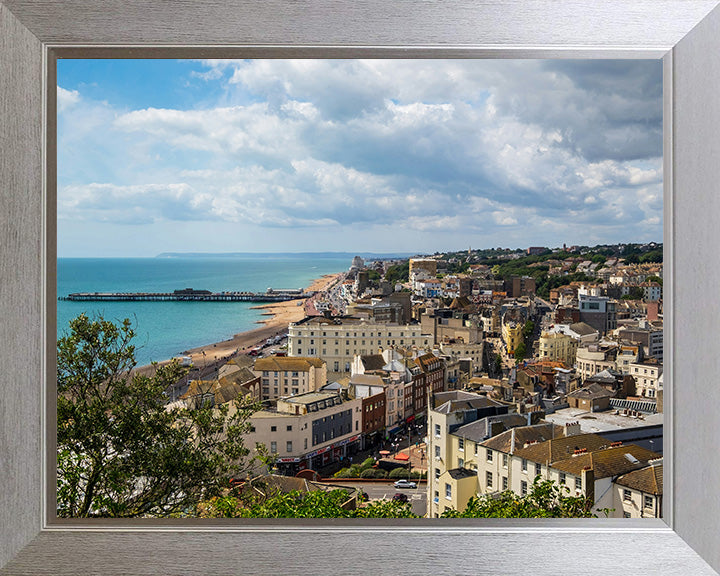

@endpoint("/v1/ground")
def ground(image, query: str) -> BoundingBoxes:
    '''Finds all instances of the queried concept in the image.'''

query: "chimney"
[563,421,581,437]
[581,467,595,503]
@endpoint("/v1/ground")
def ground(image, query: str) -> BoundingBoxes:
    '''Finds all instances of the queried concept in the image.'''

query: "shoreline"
[134,272,344,374]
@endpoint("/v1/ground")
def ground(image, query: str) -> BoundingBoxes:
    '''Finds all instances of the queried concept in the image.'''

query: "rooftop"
[254,356,325,372]
[544,406,663,433]
[615,462,663,494]
[552,445,662,479]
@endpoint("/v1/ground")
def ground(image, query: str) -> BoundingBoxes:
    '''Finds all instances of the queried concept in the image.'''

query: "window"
[624,511,632,518]
[270,426,277,432]
[559,472,566,484]
[304,438,307,449]
[486,471,493,488]
[286,425,292,431]
[286,441,292,453]
[535,463,541,477]
[575,476,582,491]
[521,459,527,473]
[458,438,464,451]
[486,449,493,462]
[644,495,653,509]
[502,454,508,468]
[435,468,440,480]
[521,481,527,496]
[435,445,440,459]
[435,424,441,437]
[445,483,452,500]
[502,476,508,490]
[623,489,632,502]
[270,441,277,453]
[458,458,464,468]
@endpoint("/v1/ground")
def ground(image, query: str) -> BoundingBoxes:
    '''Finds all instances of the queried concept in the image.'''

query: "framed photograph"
[2,1,720,574]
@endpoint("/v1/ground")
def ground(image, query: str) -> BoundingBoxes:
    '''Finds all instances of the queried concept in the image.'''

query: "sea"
[57,255,350,366]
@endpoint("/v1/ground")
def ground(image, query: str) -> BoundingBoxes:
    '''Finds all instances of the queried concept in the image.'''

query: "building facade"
[253,356,327,400]
[287,316,432,375]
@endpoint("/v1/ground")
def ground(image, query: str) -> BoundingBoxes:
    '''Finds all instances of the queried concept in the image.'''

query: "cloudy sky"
[57,59,662,257]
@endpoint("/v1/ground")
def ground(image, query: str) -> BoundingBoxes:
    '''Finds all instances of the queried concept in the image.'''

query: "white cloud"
[57,59,663,255]
[57,87,80,112]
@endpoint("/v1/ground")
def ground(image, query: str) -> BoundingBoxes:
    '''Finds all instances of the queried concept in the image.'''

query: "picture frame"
[2,1,720,574]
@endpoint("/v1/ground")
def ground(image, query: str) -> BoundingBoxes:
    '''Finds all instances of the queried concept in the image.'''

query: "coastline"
[135,272,344,374]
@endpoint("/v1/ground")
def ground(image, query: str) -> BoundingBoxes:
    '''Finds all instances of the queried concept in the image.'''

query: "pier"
[59,288,313,303]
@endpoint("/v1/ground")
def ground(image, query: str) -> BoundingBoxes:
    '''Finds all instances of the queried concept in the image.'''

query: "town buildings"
[287,316,432,376]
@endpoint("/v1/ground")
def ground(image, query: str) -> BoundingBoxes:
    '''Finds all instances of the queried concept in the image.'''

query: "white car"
[393,479,417,489]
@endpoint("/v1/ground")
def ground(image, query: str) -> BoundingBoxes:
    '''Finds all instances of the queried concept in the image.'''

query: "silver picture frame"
[2,1,720,574]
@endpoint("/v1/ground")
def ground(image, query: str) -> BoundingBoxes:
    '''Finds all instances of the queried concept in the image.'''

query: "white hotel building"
[287,316,432,376]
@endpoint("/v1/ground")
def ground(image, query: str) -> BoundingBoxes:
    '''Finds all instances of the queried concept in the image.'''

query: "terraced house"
[253,356,327,400]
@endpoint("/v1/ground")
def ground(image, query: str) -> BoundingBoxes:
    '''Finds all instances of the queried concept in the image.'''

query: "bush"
[372,469,388,478]
[360,457,376,470]
[360,469,377,478]
[389,467,411,479]
[334,468,351,478]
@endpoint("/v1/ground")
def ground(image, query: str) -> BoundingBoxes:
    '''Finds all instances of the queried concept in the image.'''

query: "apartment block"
[287,316,432,376]
[253,356,327,400]
[246,391,362,475]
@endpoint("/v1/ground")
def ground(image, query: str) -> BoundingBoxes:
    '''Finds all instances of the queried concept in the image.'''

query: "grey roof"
[435,396,503,415]
[447,468,478,480]
[361,354,386,371]
[569,322,599,336]
[567,382,615,400]
[452,414,528,443]
[349,373,386,387]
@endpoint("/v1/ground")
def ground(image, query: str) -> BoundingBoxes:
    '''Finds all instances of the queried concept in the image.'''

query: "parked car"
[393,479,417,489]
[392,493,409,502]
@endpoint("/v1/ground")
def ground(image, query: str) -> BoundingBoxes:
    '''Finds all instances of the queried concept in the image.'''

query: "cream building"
[538,331,578,366]
[425,391,507,517]
[246,391,362,474]
[613,460,663,518]
[576,343,618,381]
[287,316,432,376]
[253,356,327,400]
[629,359,663,398]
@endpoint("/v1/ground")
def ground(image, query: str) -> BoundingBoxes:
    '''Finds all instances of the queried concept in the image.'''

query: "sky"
[57,59,663,257]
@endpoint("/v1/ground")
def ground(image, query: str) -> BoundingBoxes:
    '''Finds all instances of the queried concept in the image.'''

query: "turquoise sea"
[57,256,350,366]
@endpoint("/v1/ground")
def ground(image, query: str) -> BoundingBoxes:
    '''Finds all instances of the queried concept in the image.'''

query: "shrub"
[334,468,351,478]
[361,457,376,470]
[372,469,388,478]
[389,467,411,479]
[360,469,377,478]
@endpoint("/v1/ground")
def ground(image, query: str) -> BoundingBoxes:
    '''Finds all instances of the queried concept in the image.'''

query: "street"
[325,481,427,516]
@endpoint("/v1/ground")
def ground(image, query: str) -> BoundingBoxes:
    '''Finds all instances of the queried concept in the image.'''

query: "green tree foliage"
[384,261,409,284]
[440,477,600,518]
[522,320,535,339]
[197,479,600,519]
[646,275,663,286]
[639,250,663,263]
[494,353,503,375]
[198,489,419,518]
[57,314,260,518]
[514,341,527,363]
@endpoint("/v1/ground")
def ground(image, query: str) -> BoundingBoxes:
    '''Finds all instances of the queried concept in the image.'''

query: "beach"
[165,272,344,367]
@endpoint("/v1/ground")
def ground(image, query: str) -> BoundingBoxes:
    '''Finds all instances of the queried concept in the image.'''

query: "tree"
[440,477,603,518]
[494,353,503,375]
[57,314,260,518]
[514,341,527,362]
[197,489,419,518]
[196,479,602,519]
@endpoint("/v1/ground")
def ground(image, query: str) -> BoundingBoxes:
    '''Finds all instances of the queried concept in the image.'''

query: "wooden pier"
[59,288,312,303]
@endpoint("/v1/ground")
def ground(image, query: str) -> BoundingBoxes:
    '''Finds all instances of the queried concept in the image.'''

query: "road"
[325,482,427,516]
